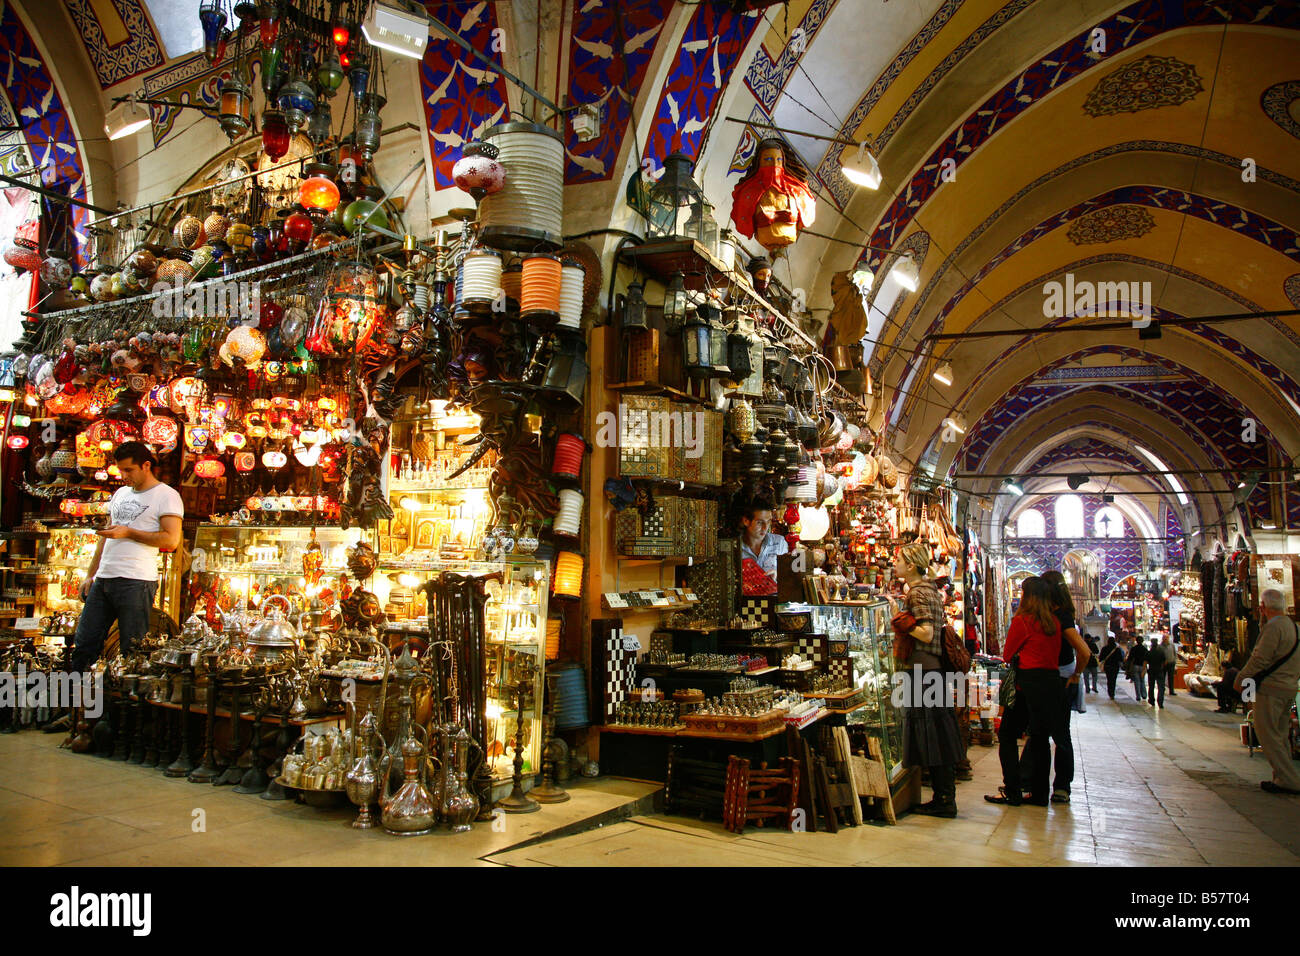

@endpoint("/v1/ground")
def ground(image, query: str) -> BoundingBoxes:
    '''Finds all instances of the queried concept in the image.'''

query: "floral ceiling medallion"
[1083,55,1204,117]
[1066,205,1156,245]
[1260,80,1300,140]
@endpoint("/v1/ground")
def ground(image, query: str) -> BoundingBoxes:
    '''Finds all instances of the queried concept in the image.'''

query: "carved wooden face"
[758,146,784,170]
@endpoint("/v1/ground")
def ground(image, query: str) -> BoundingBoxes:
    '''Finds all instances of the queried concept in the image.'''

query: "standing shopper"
[1146,637,1167,708]
[1026,570,1092,803]
[1163,634,1178,696]
[892,542,963,817]
[1099,637,1124,699]
[1128,637,1148,701]
[1235,589,1300,795]
[69,442,184,673]
[985,577,1062,807]
[1083,634,1100,692]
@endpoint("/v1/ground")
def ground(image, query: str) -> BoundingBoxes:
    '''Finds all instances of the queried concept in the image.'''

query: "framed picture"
[415,518,436,549]
[391,509,411,538]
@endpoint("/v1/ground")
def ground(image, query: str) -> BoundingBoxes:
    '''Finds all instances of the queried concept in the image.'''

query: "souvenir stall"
[0,0,600,832]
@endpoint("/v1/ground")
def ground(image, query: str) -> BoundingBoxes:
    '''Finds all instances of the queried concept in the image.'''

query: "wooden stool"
[722,755,800,834]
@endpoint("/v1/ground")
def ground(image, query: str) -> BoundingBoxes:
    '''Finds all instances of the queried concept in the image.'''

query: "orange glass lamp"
[552,551,584,600]
[194,457,226,479]
[299,163,341,217]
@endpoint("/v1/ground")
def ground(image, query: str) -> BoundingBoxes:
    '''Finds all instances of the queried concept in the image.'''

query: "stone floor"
[1,680,1297,866]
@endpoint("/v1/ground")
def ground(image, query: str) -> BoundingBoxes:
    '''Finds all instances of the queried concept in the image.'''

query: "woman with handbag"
[891,542,963,818]
[985,577,1062,807]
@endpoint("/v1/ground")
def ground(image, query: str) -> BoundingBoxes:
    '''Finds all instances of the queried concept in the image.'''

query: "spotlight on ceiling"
[932,361,953,387]
[942,413,966,434]
[890,254,920,292]
[1067,475,1088,490]
[1003,478,1024,497]
[840,143,882,189]
[105,95,151,140]
[362,0,430,59]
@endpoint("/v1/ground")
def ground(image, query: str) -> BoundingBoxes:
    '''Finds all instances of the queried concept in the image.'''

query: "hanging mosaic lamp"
[317,51,344,97]
[306,99,333,144]
[3,219,41,274]
[452,141,505,202]
[298,163,341,216]
[277,77,316,133]
[217,64,254,139]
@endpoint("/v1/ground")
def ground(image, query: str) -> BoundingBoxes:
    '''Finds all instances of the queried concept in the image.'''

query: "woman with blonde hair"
[985,577,1062,807]
[891,541,963,817]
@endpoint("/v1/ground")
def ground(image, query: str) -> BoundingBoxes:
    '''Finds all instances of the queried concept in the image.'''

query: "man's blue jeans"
[70,577,156,672]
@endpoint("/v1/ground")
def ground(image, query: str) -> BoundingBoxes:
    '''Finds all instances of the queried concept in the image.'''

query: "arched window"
[1016,509,1045,538]
[1094,506,1124,538]
[1055,494,1084,538]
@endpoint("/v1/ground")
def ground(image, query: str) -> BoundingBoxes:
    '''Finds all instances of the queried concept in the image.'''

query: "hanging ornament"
[4,219,42,273]
[452,141,505,202]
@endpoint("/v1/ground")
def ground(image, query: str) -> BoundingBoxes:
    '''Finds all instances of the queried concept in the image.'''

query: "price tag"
[622,634,642,652]
[651,595,671,606]
[635,591,658,601]
[15,617,40,630]
[684,592,699,602]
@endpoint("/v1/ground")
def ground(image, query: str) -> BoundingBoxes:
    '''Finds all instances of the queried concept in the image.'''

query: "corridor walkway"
[0,684,1295,866]
[486,684,1300,867]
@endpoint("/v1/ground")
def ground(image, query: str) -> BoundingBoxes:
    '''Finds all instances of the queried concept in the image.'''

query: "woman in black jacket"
[1098,636,1124,699]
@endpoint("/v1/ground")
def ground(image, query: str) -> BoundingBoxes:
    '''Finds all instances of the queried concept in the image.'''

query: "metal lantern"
[356,93,384,160]
[622,280,648,332]
[541,334,588,404]
[683,197,719,253]
[645,152,704,238]
[702,303,731,378]
[663,272,688,332]
[278,77,316,133]
[261,108,290,161]
[681,309,710,379]
[316,51,344,97]
[218,65,254,140]
[199,0,229,65]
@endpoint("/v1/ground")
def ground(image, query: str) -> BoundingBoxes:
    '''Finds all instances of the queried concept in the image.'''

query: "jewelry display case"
[809,599,904,778]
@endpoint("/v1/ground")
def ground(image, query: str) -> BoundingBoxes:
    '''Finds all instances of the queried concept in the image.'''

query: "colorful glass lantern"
[452,141,505,201]
[259,5,280,49]
[218,65,254,139]
[199,0,229,65]
[306,100,333,144]
[223,326,267,366]
[3,219,41,274]
[7,435,28,450]
[141,415,179,449]
[260,109,291,161]
[262,449,287,469]
[234,451,256,472]
[306,263,385,355]
[194,457,226,479]
[332,22,349,47]
[283,209,314,251]
[316,52,344,96]
[355,93,384,160]
[552,551,584,600]
[347,54,370,101]
[298,163,341,214]
[277,77,316,133]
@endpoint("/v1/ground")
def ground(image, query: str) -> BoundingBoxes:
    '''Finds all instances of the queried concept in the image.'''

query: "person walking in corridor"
[1162,634,1178,696]
[1083,634,1100,693]
[1128,637,1148,701]
[1146,637,1166,708]
[1099,636,1124,699]
[1235,589,1300,795]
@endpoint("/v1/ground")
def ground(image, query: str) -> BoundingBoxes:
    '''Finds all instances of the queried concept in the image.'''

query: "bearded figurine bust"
[729,138,817,254]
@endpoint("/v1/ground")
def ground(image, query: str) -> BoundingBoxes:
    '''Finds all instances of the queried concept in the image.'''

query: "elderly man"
[1235,589,1300,795]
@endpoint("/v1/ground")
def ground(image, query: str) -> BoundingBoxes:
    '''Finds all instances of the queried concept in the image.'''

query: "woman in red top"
[985,577,1062,807]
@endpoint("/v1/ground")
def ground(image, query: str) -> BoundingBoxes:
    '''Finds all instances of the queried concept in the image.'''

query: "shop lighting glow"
[889,254,919,292]
[1003,478,1024,496]
[840,143,882,189]
[932,362,953,387]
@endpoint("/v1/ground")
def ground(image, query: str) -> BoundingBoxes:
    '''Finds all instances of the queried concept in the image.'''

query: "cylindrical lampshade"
[479,121,564,251]
[552,551,583,600]
[557,260,585,330]
[545,617,562,660]
[520,254,561,324]
[553,488,583,537]
[552,431,586,481]
[501,262,522,303]
[460,249,502,311]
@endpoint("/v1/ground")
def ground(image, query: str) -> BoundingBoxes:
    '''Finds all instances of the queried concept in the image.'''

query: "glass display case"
[376,556,550,787]
[810,599,904,778]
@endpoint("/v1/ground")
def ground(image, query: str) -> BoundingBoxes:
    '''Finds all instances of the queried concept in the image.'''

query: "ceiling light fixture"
[932,361,953,386]
[105,95,151,140]
[362,0,430,59]
[1003,478,1024,497]
[890,254,919,292]
[943,412,966,434]
[840,143,882,189]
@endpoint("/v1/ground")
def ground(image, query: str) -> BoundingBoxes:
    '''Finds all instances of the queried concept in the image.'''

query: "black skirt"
[902,695,964,768]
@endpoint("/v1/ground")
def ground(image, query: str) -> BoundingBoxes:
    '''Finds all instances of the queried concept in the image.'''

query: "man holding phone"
[69,441,184,673]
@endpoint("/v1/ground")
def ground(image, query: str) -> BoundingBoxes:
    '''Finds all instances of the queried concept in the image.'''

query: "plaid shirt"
[905,581,946,667]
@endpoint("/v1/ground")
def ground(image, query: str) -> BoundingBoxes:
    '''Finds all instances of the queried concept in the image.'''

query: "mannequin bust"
[729,138,817,254]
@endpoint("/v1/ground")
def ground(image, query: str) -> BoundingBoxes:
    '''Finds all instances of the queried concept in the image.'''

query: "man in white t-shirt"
[69,441,184,673]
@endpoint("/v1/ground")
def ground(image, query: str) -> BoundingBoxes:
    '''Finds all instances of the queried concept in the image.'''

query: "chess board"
[826,657,852,687]
[590,619,634,724]
[793,634,828,669]
[738,595,775,628]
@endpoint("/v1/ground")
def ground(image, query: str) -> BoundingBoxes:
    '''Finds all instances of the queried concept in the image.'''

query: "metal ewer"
[345,707,381,829]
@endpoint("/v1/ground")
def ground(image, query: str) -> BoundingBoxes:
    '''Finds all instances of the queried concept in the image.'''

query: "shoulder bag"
[999,654,1021,710]
[941,623,972,673]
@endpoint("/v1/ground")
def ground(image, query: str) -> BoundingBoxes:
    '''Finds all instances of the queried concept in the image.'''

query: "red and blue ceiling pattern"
[0,3,89,265]
[860,0,1300,260]
[419,1,511,192]
[1166,506,1185,564]
[639,2,762,172]
[65,0,163,89]
[1006,493,1152,597]
[563,0,671,184]
[742,0,836,115]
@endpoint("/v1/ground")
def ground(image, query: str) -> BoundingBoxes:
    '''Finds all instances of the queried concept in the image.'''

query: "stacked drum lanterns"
[478,121,565,252]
